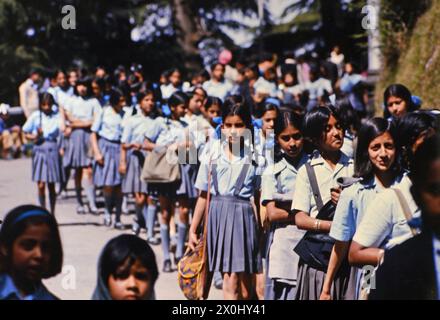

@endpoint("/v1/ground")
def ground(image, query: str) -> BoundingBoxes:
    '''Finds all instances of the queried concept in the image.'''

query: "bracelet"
[314,219,320,231]
[317,219,322,231]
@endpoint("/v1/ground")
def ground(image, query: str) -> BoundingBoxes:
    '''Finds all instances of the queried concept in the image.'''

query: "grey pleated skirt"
[207,195,262,274]
[176,164,198,199]
[121,149,148,194]
[295,261,350,300]
[64,128,92,168]
[93,138,122,187]
[59,132,70,168]
[32,141,63,183]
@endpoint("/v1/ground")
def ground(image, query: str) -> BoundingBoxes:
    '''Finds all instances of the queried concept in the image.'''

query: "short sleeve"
[91,108,103,133]
[292,165,312,213]
[22,112,38,134]
[330,187,357,241]
[120,119,132,144]
[144,119,163,143]
[352,191,394,248]
[261,165,277,205]
[195,161,209,192]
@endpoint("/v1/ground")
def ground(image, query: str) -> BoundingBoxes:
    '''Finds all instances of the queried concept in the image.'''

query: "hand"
[64,126,72,138]
[319,290,332,300]
[118,162,127,175]
[188,231,199,252]
[330,187,342,205]
[95,153,104,166]
[59,148,65,157]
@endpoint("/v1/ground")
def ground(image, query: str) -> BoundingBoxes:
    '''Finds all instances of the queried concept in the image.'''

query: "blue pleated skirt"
[121,149,148,194]
[64,128,92,168]
[32,140,63,183]
[176,164,198,199]
[93,138,122,187]
[207,195,262,274]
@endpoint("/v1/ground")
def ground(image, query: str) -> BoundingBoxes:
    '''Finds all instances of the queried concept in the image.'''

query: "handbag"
[293,163,338,272]
[177,160,213,300]
[141,146,181,183]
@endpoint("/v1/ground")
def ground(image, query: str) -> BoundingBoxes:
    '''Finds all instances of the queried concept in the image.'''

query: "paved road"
[0,158,223,300]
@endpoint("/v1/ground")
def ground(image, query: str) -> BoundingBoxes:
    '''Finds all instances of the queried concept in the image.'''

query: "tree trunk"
[172,0,202,71]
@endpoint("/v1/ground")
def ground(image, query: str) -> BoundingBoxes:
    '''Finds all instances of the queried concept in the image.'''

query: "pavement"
[0,158,223,300]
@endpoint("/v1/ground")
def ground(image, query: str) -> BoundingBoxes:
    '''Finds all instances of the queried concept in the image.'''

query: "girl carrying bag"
[141,145,181,183]
[177,160,213,300]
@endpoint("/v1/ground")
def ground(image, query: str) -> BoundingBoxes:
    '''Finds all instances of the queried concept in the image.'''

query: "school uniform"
[352,175,421,250]
[160,83,180,100]
[291,150,354,300]
[195,140,262,274]
[261,153,309,300]
[22,109,63,183]
[0,274,58,300]
[202,79,233,101]
[63,96,101,168]
[145,116,197,199]
[120,113,156,194]
[329,173,405,299]
[340,132,356,159]
[91,106,125,187]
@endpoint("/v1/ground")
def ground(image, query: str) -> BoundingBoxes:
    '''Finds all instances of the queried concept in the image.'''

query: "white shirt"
[292,151,354,218]
[353,175,421,249]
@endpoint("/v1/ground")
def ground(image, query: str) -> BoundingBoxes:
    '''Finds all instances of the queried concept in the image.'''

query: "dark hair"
[409,133,440,188]
[39,92,55,108]
[99,234,159,286]
[50,69,65,81]
[274,111,303,137]
[253,99,279,119]
[395,111,437,169]
[221,95,253,132]
[108,88,124,107]
[74,77,93,97]
[0,205,63,278]
[303,104,344,145]
[354,117,400,179]
[383,83,417,118]
[168,91,189,108]
[137,89,158,118]
[210,62,225,73]
[193,86,207,99]
[205,96,223,110]
[335,97,361,133]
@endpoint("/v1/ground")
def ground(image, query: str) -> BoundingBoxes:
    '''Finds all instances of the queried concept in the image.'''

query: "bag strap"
[202,159,212,235]
[211,163,219,195]
[392,188,418,236]
[233,163,251,197]
[305,162,324,211]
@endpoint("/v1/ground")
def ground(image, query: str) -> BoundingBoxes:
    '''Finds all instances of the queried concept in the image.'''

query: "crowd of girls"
[8,55,440,300]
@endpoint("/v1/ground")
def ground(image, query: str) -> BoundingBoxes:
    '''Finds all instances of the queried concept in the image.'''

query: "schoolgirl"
[189,96,262,300]
[261,111,309,300]
[143,91,195,272]
[92,234,158,300]
[320,117,405,300]
[202,63,233,101]
[348,113,435,271]
[383,83,419,120]
[91,88,126,229]
[160,68,182,100]
[119,90,159,243]
[0,205,63,300]
[22,93,63,214]
[291,105,354,300]
[62,78,101,214]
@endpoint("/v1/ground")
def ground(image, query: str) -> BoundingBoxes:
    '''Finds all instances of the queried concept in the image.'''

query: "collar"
[0,274,52,300]
[309,150,353,166]
[275,153,309,175]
